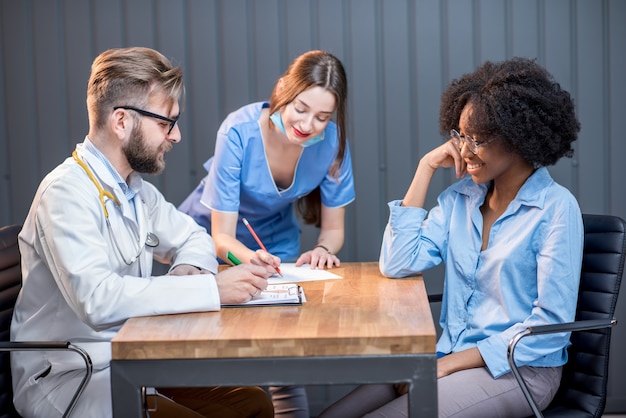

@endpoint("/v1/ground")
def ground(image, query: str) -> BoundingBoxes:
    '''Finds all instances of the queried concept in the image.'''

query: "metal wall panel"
[607,0,626,410]
[1,0,625,411]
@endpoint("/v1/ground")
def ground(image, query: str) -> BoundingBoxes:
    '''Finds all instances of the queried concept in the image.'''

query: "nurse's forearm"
[213,233,255,264]
[316,205,345,255]
[211,210,259,264]
[315,228,344,255]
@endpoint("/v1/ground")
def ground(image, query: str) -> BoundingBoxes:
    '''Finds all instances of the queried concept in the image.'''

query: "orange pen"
[241,218,283,277]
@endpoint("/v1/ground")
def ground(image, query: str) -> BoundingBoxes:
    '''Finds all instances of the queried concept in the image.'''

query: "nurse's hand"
[296,247,340,269]
[215,264,272,304]
[250,249,282,275]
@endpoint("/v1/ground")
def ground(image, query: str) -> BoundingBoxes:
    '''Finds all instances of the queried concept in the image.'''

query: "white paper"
[222,283,303,307]
[269,263,343,284]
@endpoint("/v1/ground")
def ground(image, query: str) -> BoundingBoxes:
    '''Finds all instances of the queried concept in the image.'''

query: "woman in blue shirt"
[319,58,582,417]
[179,50,354,418]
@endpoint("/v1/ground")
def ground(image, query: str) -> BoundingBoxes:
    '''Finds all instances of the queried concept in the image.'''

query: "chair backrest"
[0,225,22,418]
[543,214,626,418]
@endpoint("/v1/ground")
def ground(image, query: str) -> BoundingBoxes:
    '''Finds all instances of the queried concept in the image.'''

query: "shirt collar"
[84,137,138,202]
[450,167,553,211]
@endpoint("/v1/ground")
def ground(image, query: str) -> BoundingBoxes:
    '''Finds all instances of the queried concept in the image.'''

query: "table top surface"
[111,262,437,360]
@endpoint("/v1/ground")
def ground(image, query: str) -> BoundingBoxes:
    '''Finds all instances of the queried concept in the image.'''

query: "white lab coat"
[11,139,220,417]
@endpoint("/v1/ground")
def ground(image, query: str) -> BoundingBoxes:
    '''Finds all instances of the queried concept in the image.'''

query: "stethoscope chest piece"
[146,232,159,247]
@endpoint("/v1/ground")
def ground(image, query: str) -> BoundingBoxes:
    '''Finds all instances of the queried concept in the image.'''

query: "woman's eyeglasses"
[450,129,496,154]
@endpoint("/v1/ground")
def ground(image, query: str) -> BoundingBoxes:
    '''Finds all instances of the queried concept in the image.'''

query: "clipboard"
[221,283,304,307]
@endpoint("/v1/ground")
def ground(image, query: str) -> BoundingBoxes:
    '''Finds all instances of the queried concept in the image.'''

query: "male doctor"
[11,47,274,418]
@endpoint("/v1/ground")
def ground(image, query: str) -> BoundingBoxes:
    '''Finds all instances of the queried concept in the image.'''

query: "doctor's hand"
[215,264,272,304]
[296,247,340,270]
[168,264,211,276]
[250,249,282,275]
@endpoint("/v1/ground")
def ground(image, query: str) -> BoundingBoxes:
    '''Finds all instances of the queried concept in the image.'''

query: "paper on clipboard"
[222,283,304,307]
[268,263,343,284]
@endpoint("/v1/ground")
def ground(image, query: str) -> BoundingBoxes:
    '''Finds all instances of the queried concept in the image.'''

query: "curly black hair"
[439,57,580,167]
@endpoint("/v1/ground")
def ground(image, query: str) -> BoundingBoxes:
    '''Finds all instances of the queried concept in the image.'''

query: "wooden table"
[110,262,438,417]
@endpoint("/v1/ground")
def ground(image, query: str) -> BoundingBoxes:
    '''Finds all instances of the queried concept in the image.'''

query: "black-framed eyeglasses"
[450,129,496,154]
[114,106,179,135]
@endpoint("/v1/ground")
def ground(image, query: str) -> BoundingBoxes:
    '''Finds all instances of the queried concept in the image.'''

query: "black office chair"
[0,224,93,418]
[508,214,626,418]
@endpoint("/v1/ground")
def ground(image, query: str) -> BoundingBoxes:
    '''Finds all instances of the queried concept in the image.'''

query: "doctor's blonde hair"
[87,47,184,130]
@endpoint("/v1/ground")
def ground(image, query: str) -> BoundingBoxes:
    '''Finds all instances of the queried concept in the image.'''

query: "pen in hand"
[227,251,242,266]
[241,218,283,277]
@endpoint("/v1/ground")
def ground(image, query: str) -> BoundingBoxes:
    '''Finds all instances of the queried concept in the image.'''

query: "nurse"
[178,49,355,417]
[179,49,354,271]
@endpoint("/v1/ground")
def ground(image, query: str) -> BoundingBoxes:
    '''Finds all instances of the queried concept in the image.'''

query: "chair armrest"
[0,341,93,418]
[506,318,617,418]
[0,341,73,350]
[514,318,616,336]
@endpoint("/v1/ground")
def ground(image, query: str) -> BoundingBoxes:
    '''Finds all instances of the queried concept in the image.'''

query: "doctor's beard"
[123,122,169,174]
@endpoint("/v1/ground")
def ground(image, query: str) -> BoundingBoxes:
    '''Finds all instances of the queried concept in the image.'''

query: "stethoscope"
[72,150,159,264]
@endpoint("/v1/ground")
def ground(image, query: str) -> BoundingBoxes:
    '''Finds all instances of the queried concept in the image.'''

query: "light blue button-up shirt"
[84,137,138,218]
[380,167,583,378]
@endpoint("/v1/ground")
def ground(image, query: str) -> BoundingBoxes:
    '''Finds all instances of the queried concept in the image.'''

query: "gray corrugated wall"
[1,0,625,412]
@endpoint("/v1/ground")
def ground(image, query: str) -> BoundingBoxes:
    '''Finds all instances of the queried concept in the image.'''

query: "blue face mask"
[270,111,325,148]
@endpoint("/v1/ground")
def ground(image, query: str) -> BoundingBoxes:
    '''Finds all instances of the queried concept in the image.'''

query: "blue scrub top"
[179,102,355,260]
